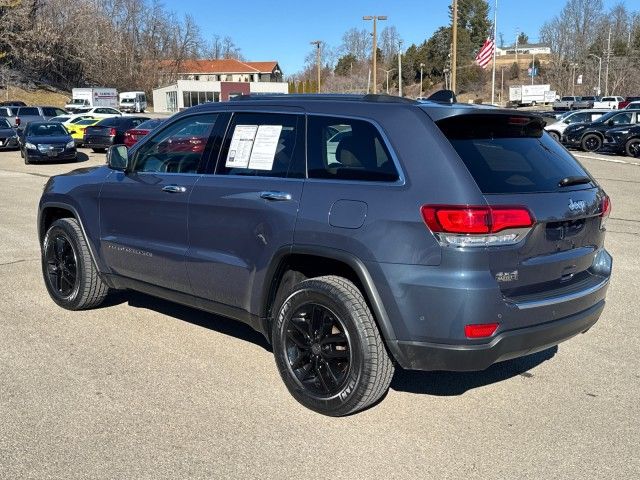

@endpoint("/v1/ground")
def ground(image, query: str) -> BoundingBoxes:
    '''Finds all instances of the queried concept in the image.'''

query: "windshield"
[561,97,574,101]
[121,98,134,103]
[70,99,88,105]
[136,119,163,130]
[436,114,591,194]
[27,123,68,136]
[76,119,97,126]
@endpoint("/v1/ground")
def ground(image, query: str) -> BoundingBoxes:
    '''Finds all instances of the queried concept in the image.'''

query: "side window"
[131,114,218,174]
[612,113,632,125]
[307,116,399,182]
[216,112,304,178]
[42,107,57,117]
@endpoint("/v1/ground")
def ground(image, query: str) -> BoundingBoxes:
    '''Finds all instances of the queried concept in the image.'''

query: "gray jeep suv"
[38,94,612,416]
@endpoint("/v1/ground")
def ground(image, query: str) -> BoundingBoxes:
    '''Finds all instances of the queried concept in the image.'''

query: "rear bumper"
[83,136,114,149]
[392,300,604,371]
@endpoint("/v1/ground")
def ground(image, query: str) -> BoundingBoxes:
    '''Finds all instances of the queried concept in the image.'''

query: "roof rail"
[230,93,417,104]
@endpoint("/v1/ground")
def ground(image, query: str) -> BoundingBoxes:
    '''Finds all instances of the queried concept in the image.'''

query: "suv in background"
[14,106,67,129]
[0,106,19,127]
[562,109,640,151]
[38,94,612,416]
[544,109,608,141]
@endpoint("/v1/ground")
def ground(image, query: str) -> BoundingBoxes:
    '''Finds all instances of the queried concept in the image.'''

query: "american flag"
[475,38,495,69]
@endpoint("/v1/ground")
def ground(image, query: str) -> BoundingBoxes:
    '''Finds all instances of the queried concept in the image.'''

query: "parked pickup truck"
[553,96,579,111]
[573,96,599,109]
[593,96,624,109]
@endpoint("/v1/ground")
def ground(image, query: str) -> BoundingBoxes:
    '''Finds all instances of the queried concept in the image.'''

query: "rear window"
[18,107,39,116]
[436,114,592,194]
[97,117,119,127]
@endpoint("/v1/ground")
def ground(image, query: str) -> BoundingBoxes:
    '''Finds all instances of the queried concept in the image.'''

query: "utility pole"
[589,53,602,96]
[491,0,498,104]
[451,0,458,93]
[531,52,535,85]
[605,25,612,96]
[310,40,322,93]
[398,40,403,97]
[570,63,578,96]
[419,63,425,98]
[515,27,519,63]
[363,15,387,94]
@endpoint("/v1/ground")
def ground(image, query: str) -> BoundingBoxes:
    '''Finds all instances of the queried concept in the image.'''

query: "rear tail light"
[465,323,499,339]
[421,205,534,247]
[109,128,117,136]
[600,194,611,229]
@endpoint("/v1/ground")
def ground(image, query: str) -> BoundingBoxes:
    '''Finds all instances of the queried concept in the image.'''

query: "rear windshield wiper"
[558,176,592,187]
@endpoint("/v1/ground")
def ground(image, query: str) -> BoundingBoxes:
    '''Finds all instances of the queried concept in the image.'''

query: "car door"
[187,110,305,315]
[99,112,221,292]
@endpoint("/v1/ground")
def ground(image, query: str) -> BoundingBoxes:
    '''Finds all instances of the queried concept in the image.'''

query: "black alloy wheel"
[547,131,560,142]
[581,133,602,152]
[44,234,78,299]
[625,138,640,157]
[283,302,351,397]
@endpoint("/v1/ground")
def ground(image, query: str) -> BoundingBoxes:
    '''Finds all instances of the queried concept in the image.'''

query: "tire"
[272,275,394,416]
[625,138,640,158]
[41,218,109,310]
[92,148,106,153]
[547,131,561,142]
[581,133,602,152]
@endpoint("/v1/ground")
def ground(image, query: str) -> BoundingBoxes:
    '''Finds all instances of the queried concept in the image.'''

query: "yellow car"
[65,118,101,146]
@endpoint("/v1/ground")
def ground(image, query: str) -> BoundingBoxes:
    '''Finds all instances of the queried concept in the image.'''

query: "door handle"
[259,191,292,201]
[162,185,187,193]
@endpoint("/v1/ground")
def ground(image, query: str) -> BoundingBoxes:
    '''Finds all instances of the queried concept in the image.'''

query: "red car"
[123,118,165,148]
[619,96,640,109]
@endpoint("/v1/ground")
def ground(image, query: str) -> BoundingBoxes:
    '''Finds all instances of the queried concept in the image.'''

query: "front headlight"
[66,140,75,148]
[25,142,36,149]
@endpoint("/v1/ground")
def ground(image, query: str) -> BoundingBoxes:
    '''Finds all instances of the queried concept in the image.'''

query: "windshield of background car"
[76,119,98,126]
[96,117,119,127]
[121,98,134,103]
[27,123,68,136]
[0,118,11,128]
[18,107,39,116]
[561,96,574,101]
[436,114,592,194]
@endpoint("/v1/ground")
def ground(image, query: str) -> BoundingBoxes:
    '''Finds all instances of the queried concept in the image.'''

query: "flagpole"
[491,0,498,105]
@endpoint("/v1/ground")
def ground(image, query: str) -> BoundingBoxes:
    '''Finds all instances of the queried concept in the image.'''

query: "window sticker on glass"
[226,125,258,168]
[248,125,283,170]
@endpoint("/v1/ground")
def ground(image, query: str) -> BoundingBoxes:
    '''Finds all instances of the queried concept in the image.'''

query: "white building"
[152,59,288,113]
[495,43,551,56]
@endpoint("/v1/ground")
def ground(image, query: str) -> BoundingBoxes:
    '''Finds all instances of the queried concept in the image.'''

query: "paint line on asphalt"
[574,154,640,166]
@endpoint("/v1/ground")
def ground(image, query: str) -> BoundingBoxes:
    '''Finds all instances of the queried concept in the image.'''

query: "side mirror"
[106,145,129,171]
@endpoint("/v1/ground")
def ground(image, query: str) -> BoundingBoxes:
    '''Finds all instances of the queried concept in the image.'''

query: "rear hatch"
[432,113,609,319]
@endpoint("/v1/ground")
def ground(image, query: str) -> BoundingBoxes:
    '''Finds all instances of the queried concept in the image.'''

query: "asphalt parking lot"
[0,147,638,479]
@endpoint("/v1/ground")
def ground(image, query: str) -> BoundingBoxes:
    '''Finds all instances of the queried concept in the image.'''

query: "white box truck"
[509,84,553,106]
[119,91,147,113]
[65,88,118,112]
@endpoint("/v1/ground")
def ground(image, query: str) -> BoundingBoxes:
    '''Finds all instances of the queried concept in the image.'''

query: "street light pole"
[419,63,425,98]
[397,40,403,97]
[451,0,458,93]
[589,53,602,96]
[363,15,387,94]
[310,40,322,93]
[380,68,396,94]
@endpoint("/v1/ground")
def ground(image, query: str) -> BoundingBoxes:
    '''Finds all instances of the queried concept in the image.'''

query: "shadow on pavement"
[102,289,557,397]
[104,290,272,352]
[390,346,558,396]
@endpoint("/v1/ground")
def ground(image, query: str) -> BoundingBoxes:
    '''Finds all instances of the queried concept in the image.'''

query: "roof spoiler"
[427,90,457,104]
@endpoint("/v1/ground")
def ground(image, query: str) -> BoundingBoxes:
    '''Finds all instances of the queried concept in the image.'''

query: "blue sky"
[164,0,627,75]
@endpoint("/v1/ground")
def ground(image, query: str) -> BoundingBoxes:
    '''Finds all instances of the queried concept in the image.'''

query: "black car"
[83,116,149,152]
[20,121,76,164]
[562,109,640,152]
[0,117,19,150]
[604,124,640,157]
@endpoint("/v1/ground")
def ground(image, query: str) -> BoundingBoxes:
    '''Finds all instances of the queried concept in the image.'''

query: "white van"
[119,91,147,113]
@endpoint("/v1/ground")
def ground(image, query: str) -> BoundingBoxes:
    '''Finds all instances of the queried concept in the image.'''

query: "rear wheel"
[272,275,394,416]
[581,133,602,152]
[41,218,109,310]
[625,138,640,157]
[547,131,560,142]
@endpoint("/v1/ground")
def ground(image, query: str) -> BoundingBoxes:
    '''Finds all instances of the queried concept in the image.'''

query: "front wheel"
[625,138,640,157]
[581,133,602,152]
[272,275,394,416]
[41,218,109,310]
[547,131,560,142]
